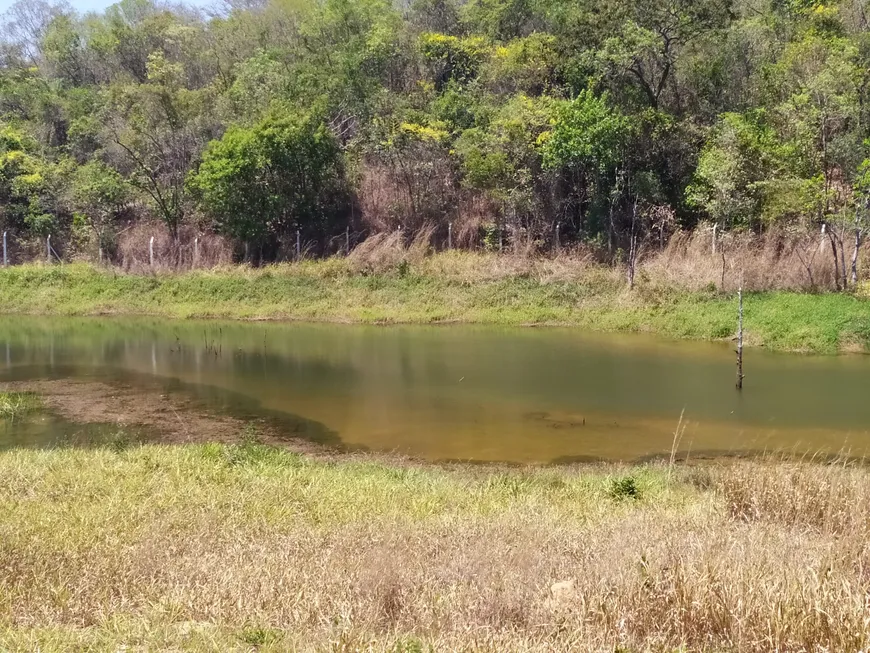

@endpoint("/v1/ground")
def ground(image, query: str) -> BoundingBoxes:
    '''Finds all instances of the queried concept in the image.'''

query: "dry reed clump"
[715,457,870,535]
[2,447,870,651]
[346,225,436,274]
[346,227,620,285]
[639,226,868,292]
[117,222,233,272]
[342,224,867,292]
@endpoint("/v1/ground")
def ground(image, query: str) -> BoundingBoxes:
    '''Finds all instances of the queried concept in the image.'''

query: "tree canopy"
[0,0,868,261]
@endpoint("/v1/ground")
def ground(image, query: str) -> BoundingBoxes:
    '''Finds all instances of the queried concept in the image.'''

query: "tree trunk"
[827,228,841,291]
[838,226,848,290]
[852,226,862,286]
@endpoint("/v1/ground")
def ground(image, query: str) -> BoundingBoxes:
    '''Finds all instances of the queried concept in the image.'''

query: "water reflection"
[0,316,868,462]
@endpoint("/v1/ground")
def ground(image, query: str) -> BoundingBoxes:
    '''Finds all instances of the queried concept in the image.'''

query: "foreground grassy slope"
[0,259,867,352]
[1,442,869,651]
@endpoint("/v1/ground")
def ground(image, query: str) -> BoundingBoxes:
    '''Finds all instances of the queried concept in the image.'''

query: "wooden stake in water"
[736,283,744,390]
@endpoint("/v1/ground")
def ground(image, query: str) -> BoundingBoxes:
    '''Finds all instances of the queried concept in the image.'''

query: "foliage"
[0,0,867,275]
[189,110,348,258]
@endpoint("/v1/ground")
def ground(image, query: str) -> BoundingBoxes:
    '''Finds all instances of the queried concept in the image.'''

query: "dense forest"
[1,0,869,272]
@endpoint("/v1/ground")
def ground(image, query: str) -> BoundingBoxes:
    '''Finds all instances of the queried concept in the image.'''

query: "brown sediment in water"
[0,379,333,455]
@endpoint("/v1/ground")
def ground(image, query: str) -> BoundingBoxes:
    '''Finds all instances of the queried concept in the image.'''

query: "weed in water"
[0,391,40,420]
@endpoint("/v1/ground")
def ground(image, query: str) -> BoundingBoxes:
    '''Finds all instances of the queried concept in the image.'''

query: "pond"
[0,316,868,463]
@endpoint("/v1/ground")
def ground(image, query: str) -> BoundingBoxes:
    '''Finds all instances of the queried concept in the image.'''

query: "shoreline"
[0,260,867,354]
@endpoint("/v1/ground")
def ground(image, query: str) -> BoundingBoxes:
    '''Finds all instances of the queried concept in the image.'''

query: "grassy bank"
[0,257,867,352]
[0,441,869,651]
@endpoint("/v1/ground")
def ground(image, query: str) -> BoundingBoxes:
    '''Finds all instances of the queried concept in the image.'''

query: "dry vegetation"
[0,442,869,652]
[344,225,869,292]
[97,224,870,293]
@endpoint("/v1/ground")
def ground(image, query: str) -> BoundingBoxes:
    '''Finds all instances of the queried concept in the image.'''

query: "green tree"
[68,160,127,258]
[189,110,347,261]
[687,111,783,229]
[105,51,215,240]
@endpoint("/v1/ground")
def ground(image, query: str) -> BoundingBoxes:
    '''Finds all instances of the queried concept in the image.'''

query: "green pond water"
[0,316,868,463]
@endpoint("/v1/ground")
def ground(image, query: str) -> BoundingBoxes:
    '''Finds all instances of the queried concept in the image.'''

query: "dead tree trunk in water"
[736,283,744,390]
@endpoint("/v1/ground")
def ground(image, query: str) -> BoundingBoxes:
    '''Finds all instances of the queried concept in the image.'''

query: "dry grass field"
[0,440,868,652]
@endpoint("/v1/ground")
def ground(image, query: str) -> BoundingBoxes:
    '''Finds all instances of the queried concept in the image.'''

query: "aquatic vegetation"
[0,391,40,420]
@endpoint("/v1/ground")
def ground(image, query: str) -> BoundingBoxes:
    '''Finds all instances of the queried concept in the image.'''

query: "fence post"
[194,237,199,268]
[555,224,560,253]
[448,222,452,250]
[47,235,51,263]
[2,231,6,267]
[149,236,154,267]
[296,230,300,260]
[346,226,350,255]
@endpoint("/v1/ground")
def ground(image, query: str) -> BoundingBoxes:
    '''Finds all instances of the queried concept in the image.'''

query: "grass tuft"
[0,391,40,419]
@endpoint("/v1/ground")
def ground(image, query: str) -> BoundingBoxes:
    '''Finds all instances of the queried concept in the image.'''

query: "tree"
[189,110,348,261]
[848,154,870,285]
[0,124,60,238]
[106,51,215,240]
[69,160,127,258]
[686,111,782,229]
[542,90,632,241]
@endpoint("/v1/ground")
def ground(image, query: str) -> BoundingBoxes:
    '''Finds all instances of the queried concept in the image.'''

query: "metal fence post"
[448,222,452,250]
[296,230,300,260]
[2,231,6,267]
[47,235,51,263]
[194,237,199,268]
[149,236,154,267]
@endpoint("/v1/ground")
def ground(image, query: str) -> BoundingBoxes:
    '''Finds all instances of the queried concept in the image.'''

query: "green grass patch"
[0,391,40,419]
[0,261,867,353]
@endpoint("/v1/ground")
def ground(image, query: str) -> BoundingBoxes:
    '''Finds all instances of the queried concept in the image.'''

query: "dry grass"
[330,225,869,293]
[45,218,870,295]
[641,226,869,292]
[1,443,870,651]
[117,222,233,272]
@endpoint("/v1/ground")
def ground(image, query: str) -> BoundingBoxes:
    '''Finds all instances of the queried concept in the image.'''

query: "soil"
[0,379,329,454]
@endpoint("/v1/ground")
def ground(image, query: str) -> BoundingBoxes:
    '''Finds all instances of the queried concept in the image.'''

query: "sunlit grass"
[0,442,869,650]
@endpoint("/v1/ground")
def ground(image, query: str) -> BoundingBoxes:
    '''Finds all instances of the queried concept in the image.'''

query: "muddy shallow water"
[0,316,868,463]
